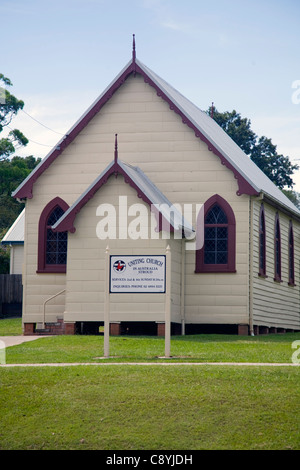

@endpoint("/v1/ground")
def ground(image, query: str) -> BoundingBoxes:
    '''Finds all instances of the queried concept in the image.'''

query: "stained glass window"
[195,195,236,273]
[45,206,67,265]
[204,204,228,265]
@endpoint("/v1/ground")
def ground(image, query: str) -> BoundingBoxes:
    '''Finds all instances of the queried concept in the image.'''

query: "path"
[0,335,50,347]
[1,361,299,367]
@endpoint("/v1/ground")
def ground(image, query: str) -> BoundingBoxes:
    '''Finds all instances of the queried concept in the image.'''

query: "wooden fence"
[0,274,23,317]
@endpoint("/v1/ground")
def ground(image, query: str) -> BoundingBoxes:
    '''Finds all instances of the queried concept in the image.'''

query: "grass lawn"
[4,330,300,365]
[0,318,299,450]
[0,317,23,335]
[0,365,299,450]
[1,317,300,364]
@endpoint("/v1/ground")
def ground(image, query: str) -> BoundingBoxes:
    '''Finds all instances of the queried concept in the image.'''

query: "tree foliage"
[0,156,41,273]
[0,73,28,160]
[0,156,41,231]
[208,107,299,190]
[0,227,10,274]
[281,189,300,209]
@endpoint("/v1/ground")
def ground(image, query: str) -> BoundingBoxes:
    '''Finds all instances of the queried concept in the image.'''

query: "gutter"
[261,192,300,222]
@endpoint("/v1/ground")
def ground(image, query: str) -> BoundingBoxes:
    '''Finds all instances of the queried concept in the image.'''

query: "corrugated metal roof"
[137,59,300,216]
[1,209,25,244]
[119,160,194,233]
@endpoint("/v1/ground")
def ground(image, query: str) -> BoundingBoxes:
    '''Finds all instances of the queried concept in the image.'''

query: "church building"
[13,38,300,336]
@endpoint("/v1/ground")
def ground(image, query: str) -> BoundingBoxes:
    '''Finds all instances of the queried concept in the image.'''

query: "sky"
[1,0,300,189]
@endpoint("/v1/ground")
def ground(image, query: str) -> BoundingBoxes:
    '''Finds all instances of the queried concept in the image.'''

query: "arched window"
[37,197,69,273]
[288,222,295,286]
[274,213,281,282]
[195,194,236,273]
[259,204,266,277]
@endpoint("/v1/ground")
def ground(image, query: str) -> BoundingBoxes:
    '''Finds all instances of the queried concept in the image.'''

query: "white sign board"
[110,255,166,293]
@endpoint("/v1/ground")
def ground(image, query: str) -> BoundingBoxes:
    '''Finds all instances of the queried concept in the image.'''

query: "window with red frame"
[37,198,69,273]
[274,213,281,282]
[195,195,236,273]
[258,204,267,277]
[288,222,295,286]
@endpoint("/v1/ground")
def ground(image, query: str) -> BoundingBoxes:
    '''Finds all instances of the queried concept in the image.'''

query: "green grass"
[0,317,22,335]
[0,318,299,450]
[0,365,299,450]
[4,329,300,364]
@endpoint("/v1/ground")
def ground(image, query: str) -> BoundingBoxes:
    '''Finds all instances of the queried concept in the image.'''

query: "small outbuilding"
[1,209,25,275]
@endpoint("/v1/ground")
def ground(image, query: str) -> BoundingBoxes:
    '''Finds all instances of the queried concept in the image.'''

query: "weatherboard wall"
[21,197,65,324]
[252,199,300,330]
[64,175,169,323]
[9,245,23,275]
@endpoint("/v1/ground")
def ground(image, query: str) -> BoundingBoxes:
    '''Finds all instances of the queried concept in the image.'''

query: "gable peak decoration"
[132,33,136,63]
[114,133,118,165]
[132,33,137,75]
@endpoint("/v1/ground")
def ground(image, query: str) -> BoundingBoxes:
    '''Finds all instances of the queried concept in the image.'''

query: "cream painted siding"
[22,197,66,324]
[252,199,300,330]
[184,197,249,325]
[168,238,183,325]
[23,72,250,327]
[64,176,169,323]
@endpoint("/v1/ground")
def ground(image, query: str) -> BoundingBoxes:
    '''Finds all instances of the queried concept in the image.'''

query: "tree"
[0,156,41,273]
[208,106,299,190]
[0,227,10,274]
[0,74,38,272]
[0,73,28,160]
[282,189,300,209]
[0,156,41,231]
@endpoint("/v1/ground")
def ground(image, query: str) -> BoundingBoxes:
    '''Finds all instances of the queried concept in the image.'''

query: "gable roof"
[1,209,25,245]
[52,154,194,235]
[12,46,300,218]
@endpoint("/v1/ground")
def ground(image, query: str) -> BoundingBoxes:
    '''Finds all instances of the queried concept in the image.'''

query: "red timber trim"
[195,194,236,273]
[13,61,137,200]
[135,62,259,198]
[13,58,258,201]
[52,160,174,234]
[37,197,69,273]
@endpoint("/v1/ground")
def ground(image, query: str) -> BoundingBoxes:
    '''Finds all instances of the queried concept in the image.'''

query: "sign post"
[106,252,170,357]
[104,245,110,358]
[165,245,171,358]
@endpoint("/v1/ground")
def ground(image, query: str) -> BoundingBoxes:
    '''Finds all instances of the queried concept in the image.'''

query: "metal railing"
[42,289,66,329]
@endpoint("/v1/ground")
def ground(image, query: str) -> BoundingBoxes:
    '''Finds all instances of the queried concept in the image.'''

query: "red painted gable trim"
[52,161,174,234]
[13,59,258,200]
[134,62,258,197]
[13,61,136,200]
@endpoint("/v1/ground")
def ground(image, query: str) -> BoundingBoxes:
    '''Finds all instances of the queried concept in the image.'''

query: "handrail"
[42,289,66,329]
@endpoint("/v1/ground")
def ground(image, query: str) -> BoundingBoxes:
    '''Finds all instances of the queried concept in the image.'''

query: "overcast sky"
[1,0,300,189]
